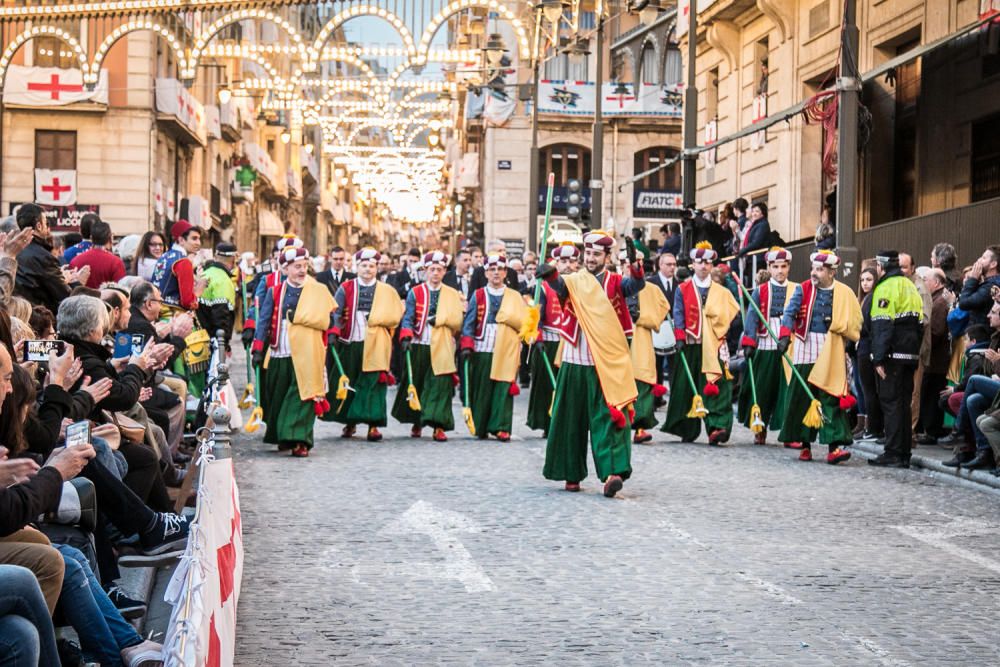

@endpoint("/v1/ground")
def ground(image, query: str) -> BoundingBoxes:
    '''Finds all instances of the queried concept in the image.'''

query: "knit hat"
[550,241,580,259]
[689,241,717,262]
[810,249,841,268]
[765,246,791,264]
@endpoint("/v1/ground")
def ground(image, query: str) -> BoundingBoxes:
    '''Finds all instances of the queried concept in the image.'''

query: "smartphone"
[65,420,90,448]
[23,339,66,363]
[113,333,145,358]
[259,261,274,275]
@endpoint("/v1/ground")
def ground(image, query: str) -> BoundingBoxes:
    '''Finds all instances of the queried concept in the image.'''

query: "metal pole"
[590,7,605,230]
[681,0,698,255]
[835,0,860,277]
[528,61,541,251]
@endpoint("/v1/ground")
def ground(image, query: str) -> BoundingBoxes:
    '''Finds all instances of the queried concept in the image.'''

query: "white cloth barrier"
[163,443,243,667]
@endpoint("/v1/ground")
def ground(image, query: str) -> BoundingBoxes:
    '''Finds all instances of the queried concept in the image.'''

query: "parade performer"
[251,246,336,457]
[526,242,577,434]
[626,248,670,444]
[738,247,797,444]
[324,248,404,442]
[662,242,741,445]
[540,231,644,498]
[775,249,862,464]
[459,253,529,441]
[392,251,464,441]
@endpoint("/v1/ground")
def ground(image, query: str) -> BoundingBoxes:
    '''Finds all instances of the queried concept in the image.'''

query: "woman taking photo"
[131,231,166,281]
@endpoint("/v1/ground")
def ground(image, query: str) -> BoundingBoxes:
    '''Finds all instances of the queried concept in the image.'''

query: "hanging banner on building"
[3,65,108,106]
[10,202,98,233]
[34,169,77,206]
[537,81,682,117]
[483,93,517,126]
[154,179,165,216]
[750,94,767,150]
[676,0,718,37]
[155,78,207,144]
[981,1,1000,19]
[703,119,718,168]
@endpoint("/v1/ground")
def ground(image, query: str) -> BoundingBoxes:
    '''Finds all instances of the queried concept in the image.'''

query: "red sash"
[337,279,357,343]
[268,281,286,348]
[412,283,431,336]
[757,282,770,336]
[541,282,564,333]
[792,281,816,341]
[554,272,634,344]
[678,280,703,339]
[473,287,489,339]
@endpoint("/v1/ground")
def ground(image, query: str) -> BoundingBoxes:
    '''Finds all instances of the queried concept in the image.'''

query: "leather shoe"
[936,432,964,446]
[961,452,995,470]
[867,454,910,468]
[914,433,937,445]
[603,475,623,498]
[942,451,975,467]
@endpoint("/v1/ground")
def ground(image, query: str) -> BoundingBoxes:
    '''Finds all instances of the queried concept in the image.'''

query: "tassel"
[802,399,824,429]
[609,405,626,429]
[313,399,326,416]
[452,373,461,387]
[238,384,255,409]
[687,395,709,419]
[703,382,720,398]
[724,364,734,381]
[519,305,541,344]
[508,382,520,397]
[378,371,388,384]
[335,374,350,401]
[463,406,476,436]
[839,394,857,410]
[626,403,635,421]
[407,384,421,411]
[245,406,264,433]
[749,404,766,433]
[386,372,397,386]
[651,384,667,398]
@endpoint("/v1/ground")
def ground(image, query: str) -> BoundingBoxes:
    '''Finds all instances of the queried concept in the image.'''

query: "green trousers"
[526,340,559,433]
[391,343,455,430]
[262,356,317,448]
[544,363,632,484]
[632,382,658,430]
[661,344,734,442]
[466,352,514,437]
[322,341,388,427]
[777,363,852,448]
[737,349,788,430]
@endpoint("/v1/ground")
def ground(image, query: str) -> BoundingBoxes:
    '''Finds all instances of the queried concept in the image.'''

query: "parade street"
[232,392,1000,666]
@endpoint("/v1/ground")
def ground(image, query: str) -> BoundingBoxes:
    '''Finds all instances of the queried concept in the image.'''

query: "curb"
[851,440,1000,495]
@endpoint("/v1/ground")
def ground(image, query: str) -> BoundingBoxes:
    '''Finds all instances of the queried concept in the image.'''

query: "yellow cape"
[807,281,862,398]
[701,282,740,383]
[947,335,966,385]
[278,277,336,401]
[564,272,637,410]
[491,288,529,383]
[362,281,404,373]
[430,284,464,376]
[631,284,670,386]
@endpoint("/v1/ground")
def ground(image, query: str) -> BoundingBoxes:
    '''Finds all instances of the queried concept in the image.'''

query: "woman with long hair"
[854,267,881,440]
[131,231,166,281]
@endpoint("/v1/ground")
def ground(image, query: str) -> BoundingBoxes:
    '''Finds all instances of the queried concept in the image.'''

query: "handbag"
[102,410,145,444]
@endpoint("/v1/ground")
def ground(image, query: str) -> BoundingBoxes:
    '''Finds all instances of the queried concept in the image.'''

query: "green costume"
[737,349,789,430]
[526,340,559,433]
[391,344,455,430]
[661,344,734,441]
[263,357,317,449]
[544,363,632,483]
[467,352,514,437]
[777,363,852,447]
[323,341,388,427]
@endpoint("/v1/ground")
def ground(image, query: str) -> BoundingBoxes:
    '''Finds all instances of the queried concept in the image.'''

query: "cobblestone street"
[232,391,1000,665]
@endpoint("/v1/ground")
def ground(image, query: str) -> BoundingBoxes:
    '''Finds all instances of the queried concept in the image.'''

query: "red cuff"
[244,318,256,330]
[631,262,645,278]
[779,326,792,339]
[740,335,757,348]
[329,326,340,337]
[251,339,264,353]
[674,328,686,342]
[399,328,414,340]
[460,336,475,350]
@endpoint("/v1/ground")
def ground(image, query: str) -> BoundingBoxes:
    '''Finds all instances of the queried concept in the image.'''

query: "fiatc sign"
[633,190,683,218]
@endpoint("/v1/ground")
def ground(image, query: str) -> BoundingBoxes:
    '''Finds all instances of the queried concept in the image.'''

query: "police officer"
[867,249,925,468]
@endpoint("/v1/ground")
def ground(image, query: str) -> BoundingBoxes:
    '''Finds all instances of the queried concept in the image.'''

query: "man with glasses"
[662,242,741,446]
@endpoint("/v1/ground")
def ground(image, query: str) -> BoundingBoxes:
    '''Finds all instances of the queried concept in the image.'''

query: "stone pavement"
[232,390,1000,665]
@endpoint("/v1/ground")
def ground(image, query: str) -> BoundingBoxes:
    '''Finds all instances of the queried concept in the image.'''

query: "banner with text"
[10,202,98,233]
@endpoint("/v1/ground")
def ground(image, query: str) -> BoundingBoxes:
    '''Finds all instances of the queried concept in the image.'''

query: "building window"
[634,147,681,191]
[705,67,719,120]
[543,53,588,81]
[640,43,658,84]
[663,48,682,87]
[754,38,769,96]
[972,113,1000,203]
[539,143,591,212]
[893,38,921,220]
[32,36,76,69]
[34,130,76,170]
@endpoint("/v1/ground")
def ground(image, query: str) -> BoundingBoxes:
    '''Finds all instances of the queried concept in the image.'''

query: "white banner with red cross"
[3,65,108,106]
[162,446,243,667]
[35,169,77,206]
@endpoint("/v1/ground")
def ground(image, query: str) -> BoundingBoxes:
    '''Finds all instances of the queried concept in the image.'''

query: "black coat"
[125,306,186,366]
[15,236,71,314]
[62,336,152,419]
[468,265,520,293]
[0,466,63,537]
[443,269,472,299]
[316,269,356,297]
[647,272,677,304]
[387,269,418,298]
[737,218,772,257]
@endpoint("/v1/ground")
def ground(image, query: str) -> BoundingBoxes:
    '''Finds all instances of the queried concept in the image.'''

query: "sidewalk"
[850,436,1000,494]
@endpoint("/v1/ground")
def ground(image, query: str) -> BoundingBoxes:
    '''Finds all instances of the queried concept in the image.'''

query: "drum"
[652,321,676,353]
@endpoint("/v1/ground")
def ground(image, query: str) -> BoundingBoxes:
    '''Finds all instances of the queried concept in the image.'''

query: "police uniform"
[868,250,924,467]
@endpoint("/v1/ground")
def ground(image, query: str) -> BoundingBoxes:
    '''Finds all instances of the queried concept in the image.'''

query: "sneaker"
[826,448,851,465]
[138,513,190,556]
[121,639,164,667]
[798,448,813,462]
[291,443,309,457]
[106,584,146,620]
[856,430,880,442]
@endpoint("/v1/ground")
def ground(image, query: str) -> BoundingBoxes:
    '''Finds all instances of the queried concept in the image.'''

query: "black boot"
[943,450,976,467]
[961,451,995,470]
[867,453,910,468]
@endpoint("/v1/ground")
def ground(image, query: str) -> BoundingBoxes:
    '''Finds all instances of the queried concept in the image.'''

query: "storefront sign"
[10,202,99,233]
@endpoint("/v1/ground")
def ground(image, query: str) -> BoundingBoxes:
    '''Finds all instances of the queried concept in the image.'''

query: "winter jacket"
[14,236,71,314]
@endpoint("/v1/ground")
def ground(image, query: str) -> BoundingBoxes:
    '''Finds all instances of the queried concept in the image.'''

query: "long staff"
[405,348,421,411]
[245,365,264,433]
[732,275,823,428]
[522,172,558,388]
[737,278,765,433]
[462,357,476,436]
[676,349,709,419]
[238,272,256,409]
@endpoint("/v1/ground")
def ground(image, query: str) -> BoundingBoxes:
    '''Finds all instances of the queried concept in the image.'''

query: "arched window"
[640,43,658,84]
[539,143,591,212]
[633,147,682,218]
[663,47,683,87]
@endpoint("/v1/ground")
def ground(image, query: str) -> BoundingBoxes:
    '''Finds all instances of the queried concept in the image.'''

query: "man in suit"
[387,248,422,298]
[647,252,678,401]
[443,248,473,300]
[660,223,682,258]
[316,246,356,296]
[469,240,520,292]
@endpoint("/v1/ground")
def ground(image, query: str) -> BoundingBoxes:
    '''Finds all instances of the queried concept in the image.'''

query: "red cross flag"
[3,65,108,106]
[35,169,77,206]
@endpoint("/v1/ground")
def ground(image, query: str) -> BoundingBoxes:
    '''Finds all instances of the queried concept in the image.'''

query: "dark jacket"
[736,218,772,257]
[0,467,64,537]
[647,272,677,305]
[315,269,355,297]
[15,236,72,314]
[958,275,1000,328]
[26,385,82,459]
[443,269,472,300]
[468,265,520,293]
[125,305,185,366]
[386,269,418,299]
[927,288,951,375]
[61,336,152,419]
[869,269,924,365]
[661,235,682,257]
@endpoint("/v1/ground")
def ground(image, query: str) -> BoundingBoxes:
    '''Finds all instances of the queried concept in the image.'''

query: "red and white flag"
[3,65,108,106]
[35,169,77,206]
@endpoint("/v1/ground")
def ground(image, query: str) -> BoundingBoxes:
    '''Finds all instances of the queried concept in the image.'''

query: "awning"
[258,208,284,236]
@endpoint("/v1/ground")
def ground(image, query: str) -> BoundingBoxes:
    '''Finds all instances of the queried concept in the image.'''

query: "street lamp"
[427,132,440,148]
[279,127,291,145]
[538,0,565,25]
[217,83,232,105]
[304,143,314,154]
[483,33,506,66]
[565,36,590,66]
[637,0,661,25]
